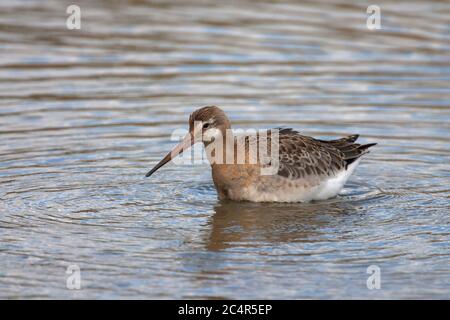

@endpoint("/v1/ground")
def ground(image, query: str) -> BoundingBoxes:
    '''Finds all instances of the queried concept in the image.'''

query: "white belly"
[235,159,361,203]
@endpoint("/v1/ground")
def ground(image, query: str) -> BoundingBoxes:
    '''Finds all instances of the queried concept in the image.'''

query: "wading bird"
[145,106,376,202]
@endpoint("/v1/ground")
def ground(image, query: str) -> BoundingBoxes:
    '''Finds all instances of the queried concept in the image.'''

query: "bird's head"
[145,106,231,178]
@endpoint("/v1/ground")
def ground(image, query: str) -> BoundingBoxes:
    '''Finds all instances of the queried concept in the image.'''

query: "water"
[0,0,449,299]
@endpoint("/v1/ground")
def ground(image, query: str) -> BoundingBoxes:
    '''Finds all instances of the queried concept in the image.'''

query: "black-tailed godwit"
[145,106,376,202]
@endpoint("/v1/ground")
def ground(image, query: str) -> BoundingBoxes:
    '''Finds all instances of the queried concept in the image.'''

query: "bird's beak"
[145,133,194,178]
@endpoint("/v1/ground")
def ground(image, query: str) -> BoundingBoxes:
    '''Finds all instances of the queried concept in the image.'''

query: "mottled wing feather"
[238,128,375,180]
[276,132,344,180]
[275,129,375,180]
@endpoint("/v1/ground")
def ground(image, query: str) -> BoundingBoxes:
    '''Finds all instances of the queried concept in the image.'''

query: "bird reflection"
[205,198,358,251]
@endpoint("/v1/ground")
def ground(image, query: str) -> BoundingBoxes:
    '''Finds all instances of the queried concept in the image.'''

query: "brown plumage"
[275,129,377,180]
[145,106,377,202]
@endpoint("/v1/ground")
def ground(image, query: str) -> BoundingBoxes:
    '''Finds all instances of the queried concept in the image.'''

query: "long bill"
[145,133,194,178]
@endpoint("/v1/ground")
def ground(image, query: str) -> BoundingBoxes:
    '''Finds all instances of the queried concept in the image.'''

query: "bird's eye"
[203,123,210,129]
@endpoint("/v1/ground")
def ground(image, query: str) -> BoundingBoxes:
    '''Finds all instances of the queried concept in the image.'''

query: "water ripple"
[0,0,449,299]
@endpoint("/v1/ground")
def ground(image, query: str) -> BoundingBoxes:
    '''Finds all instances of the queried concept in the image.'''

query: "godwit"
[145,106,376,202]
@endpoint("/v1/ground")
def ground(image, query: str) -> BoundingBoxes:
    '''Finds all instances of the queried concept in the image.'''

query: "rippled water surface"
[1,0,449,299]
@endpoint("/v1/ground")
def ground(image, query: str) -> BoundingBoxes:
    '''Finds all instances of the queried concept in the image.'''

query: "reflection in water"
[207,199,357,251]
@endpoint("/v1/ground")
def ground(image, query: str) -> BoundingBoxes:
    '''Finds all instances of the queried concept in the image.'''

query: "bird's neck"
[204,126,234,166]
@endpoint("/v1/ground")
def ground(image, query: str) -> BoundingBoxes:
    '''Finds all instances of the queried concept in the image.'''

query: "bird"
[145,106,377,202]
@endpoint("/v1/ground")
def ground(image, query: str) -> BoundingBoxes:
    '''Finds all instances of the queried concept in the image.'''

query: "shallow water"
[0,0,449,299]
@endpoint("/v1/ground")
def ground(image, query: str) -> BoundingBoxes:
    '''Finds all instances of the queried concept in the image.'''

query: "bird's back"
[212,129,376,202]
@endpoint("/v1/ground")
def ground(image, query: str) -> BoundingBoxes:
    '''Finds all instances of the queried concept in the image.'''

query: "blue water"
[0,0,449,299]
